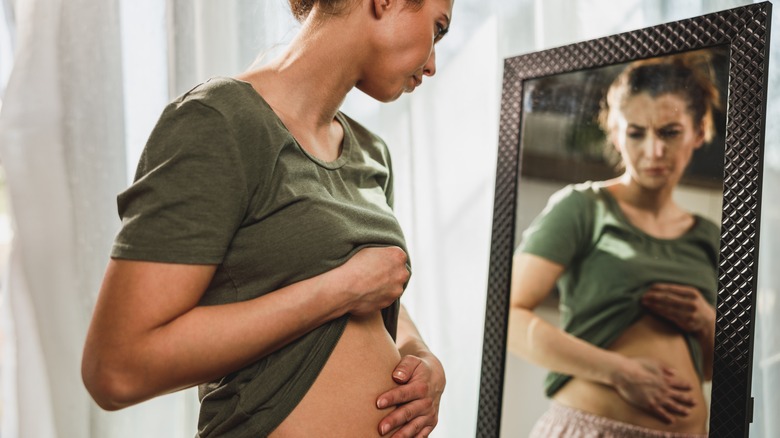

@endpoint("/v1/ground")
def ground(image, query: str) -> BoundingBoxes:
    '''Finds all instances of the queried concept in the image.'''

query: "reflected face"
[611,92,705,190]
[358,0,453,102]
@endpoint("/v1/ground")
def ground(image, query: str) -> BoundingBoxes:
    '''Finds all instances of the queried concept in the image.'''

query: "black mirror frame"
[476,3,772,437]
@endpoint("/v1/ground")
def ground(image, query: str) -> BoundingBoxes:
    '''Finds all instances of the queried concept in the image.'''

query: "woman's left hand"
[641,283,715,336]
[376,354,446,437]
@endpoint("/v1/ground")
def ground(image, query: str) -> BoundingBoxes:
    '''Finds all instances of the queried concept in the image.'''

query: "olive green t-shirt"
[518,181,720,397]
[111,77,409,437]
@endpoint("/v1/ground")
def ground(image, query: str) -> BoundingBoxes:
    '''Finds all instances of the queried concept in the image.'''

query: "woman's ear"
[693,126,706,150]
[372,0,392,19]
[608,130,621,154]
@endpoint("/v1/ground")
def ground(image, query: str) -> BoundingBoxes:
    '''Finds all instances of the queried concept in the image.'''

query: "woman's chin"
[359,87,404,103]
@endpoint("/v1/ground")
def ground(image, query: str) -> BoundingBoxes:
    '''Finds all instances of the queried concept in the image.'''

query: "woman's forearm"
[82,260,350,410]
[396,305,431,357]
[394,305,446,391]
[507,306,627,387]
[84,247,409,410]
[696,306,716,381]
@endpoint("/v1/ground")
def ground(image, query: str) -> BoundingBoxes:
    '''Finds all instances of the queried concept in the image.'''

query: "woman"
[509,53,722,437]
[81,0,452,436]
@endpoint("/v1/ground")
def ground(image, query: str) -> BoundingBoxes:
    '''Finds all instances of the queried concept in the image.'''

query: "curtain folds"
[0,0,126,436]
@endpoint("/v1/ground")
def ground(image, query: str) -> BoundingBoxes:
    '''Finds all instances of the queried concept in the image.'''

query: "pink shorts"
[529,401,708,438]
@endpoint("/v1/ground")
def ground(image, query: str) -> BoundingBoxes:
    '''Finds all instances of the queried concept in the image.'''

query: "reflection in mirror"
[501,47,729,437]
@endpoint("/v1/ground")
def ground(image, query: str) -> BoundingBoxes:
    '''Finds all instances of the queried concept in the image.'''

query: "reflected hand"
[376,354,445,437]
[641,283,715,336]
[613,357,695,424]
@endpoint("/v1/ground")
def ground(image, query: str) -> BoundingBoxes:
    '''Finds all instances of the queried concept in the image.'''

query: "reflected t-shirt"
[518,181,720,397]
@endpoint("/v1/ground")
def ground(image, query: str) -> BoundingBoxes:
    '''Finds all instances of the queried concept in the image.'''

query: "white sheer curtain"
[0,1,778,437]
[751,2,780,436]
[0,0,126,437]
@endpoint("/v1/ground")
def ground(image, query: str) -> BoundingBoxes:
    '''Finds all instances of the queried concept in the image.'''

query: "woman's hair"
[288,0,424,22]
[598,51,722,145]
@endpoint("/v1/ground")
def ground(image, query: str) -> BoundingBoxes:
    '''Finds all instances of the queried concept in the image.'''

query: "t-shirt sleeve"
[517,185,593,267]
[382,142,395,210]
[111,98,248,264]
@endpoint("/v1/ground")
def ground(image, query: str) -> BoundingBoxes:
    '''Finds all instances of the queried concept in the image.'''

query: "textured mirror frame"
[477,3,772,437]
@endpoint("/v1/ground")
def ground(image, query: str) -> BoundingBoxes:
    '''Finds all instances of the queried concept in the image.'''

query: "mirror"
[502,44,729,436]
[477,3,772,437]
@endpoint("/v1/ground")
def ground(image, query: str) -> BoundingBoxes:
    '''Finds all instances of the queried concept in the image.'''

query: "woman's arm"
[375,306,445,438]
[508,253,627,384]
[82,246,409,411]
[509,253,696,424]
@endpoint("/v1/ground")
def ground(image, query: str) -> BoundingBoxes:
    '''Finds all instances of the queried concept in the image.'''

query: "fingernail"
[377,398,387,409]
[394,370,406,380]
[380,424,388,435]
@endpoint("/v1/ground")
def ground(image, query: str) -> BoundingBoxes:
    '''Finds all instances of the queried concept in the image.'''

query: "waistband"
[529,401,708,438]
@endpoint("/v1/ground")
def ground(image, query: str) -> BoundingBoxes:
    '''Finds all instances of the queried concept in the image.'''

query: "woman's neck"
[605,177,695,239]
[608,175,678,218]
[237,11,368,130]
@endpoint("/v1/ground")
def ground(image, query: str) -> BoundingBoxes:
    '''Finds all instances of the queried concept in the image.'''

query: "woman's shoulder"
[690,214,721,244]
[692,214,720,231]
[172,77,264,114]
[157,77,288,146]
[547,181,603,209]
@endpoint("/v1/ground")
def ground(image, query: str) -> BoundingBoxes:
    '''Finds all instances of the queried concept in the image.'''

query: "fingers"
[666,378,693,392]
[624,360,697,424]
[379,399,435,436]
[642,290,697,312]
[376,356,424,409]
[659,389,696,422]
[343,246,410,315]
[377,377,428,409]
[642,292,699,328]
[662,367,693,391]
[376,354,443,437]
[649,403,675,424]
[658,368,695,421]
[392,356,423,384]
[416,426,435,438]
[649,283,699,296]
[644,283,700,311]
[670,391,696,408]
[388,417,436,438]
[645,390,695,424]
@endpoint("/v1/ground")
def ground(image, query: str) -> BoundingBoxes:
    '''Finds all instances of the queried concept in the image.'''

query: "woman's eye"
[434,23,448,43]
[659,129,681,139]
[627,130,645,140]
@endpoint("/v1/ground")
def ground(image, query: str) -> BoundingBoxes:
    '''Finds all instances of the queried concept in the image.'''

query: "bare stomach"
[270,312,402,437]
[552,314,709,433]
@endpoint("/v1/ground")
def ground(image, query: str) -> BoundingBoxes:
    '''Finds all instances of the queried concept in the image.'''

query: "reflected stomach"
[270,312,401,437]
[552,314,708,433]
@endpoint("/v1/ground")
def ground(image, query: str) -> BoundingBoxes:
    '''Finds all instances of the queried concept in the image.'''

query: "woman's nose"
[423,49,437,77]
[645,134,665,158]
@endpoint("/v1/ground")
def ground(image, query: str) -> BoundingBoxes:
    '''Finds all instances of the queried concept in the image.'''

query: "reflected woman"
[509,53,721,437]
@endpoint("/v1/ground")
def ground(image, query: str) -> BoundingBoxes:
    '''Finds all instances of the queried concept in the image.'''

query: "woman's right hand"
[332,246,410,316]
[612,356,696,424]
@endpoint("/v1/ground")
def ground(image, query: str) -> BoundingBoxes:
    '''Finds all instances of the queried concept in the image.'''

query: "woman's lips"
[642,166,668,176]
[404,76,422,93]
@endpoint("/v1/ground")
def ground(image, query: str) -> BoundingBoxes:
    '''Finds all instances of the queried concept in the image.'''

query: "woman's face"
[358,0,453,102]
[610,92,705,191]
